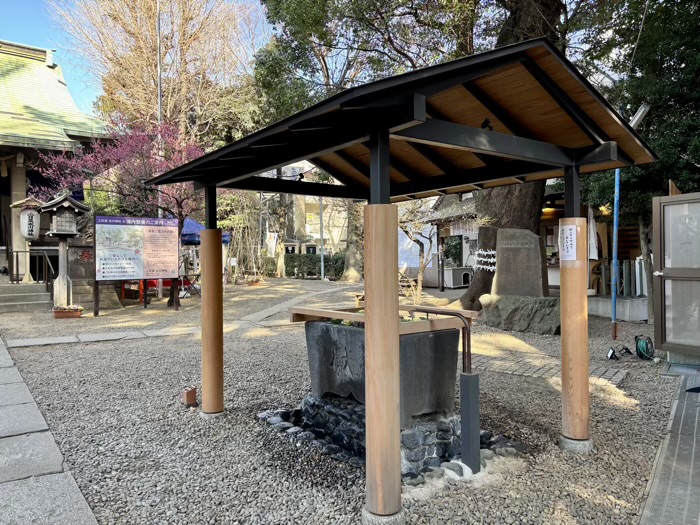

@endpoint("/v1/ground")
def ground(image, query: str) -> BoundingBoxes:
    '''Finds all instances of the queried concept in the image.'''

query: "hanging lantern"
[19,208,40,240]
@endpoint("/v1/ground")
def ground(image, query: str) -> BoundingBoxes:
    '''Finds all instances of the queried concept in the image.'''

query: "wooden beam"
[309,156,369,189]
[406,142,458,175]
[522,59,606,145]
[221,176,368,200]
[204,185,217,229]
[335,149,370,178]
[394,119,572,166]
[462,82,535,138]
[391,161,558,197]
[369,130,391,204]
[426,103,495,167]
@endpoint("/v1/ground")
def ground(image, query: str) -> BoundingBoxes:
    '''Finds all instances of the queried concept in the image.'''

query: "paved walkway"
[471,353,628,387]
[641,375,700,525]
[0,338,97,524]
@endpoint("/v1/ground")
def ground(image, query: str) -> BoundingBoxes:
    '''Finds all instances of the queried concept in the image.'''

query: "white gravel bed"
[9,318,676,524]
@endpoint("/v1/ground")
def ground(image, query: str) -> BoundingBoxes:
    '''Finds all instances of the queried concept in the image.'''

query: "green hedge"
[283,252,347,279]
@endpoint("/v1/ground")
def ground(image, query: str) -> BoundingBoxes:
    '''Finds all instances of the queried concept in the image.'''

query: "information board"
[95,216,179,281]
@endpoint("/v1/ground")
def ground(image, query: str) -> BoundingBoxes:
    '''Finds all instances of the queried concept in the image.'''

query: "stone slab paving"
[472,354,628,386]
[5,335,79,348]
[0,354,13,367]
[0,472,98,525]
[0,366,23,385]
[0,382,34,406]
[78,330,146,343]
[641,376,700,525]
[0,431,64,483]
[0,402,49,437]
[0,352,98,524]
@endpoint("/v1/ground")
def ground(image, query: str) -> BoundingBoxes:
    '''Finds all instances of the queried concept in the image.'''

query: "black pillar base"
[460,372,480,474]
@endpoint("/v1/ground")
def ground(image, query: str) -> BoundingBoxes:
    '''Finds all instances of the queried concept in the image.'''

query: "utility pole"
[156,0,164,299]
[319,196,325,280]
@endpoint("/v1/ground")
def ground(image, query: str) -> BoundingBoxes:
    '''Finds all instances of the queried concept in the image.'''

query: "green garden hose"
[634,335,654,360]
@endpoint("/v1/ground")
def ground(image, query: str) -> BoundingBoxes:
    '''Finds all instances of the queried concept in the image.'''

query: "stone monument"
[481,228,560,335]
[491,228,548,296]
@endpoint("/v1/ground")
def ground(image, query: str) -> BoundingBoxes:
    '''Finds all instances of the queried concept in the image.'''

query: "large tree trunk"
[451,226,497,310]
[272,168,288,278]
[639,218,654,323]
[455,0,562,310]
[341,201,363,283]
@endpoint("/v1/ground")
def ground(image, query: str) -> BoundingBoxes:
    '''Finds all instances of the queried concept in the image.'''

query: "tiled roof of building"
[0,40,105,152]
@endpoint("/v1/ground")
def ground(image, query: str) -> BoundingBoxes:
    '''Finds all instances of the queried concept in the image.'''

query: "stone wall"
[68,244,121,310]
[300,394,460,475]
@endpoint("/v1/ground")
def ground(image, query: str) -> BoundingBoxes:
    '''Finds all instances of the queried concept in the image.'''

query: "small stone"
[404,446,427,462]
[400,429,423,449]
[348,457,364,468]
[423,456,442,468]
[274,409,291,421]
[480,430,493,445]
[256,410,273,420]
[404,474,425,486]
[332,452,350,462]
[503,447,518,457]
[274,422,293,432]
[267,416,283,426]
[296,431,316,442]
[321,444,341,455]
[480,449,495,461]
[286,426,303,435]
[441,462,464,477]
[495,447,508,457]
[423,467,445,480]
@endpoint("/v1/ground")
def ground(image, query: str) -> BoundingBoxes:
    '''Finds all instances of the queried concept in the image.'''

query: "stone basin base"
[301,393,461,475]
[305,322,459,427]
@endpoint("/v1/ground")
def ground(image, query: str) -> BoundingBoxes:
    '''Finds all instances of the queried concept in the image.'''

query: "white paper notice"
[559,225,577,261]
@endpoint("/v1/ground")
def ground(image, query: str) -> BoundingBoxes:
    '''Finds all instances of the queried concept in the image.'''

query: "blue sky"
[2,0,99,114]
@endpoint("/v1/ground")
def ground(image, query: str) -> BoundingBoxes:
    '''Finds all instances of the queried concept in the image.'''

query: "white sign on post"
[559,225,577,261]
[95,216,179,281]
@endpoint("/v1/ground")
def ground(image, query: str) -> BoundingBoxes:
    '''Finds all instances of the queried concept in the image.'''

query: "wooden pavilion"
[148,38,656,524]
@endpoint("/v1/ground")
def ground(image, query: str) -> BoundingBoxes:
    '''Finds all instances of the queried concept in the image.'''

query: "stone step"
[0,301,53,314]
[0,283,48,294]
[0,293,51,304]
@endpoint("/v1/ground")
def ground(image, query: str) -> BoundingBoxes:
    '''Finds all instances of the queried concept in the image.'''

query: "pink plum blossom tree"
[35,120,205,234]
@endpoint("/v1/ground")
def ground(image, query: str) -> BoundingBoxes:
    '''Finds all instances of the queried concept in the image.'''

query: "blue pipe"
[611,168,621,339]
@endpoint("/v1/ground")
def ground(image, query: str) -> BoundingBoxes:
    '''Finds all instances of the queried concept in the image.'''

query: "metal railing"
[406,305,473,374]
[9,250,56,296]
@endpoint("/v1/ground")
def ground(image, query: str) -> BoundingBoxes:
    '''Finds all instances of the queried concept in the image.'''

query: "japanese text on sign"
[95,216,179,281]
[559,225,577,261]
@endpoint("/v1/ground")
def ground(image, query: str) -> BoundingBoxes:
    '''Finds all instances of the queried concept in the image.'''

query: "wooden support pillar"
[201,185,224,416]
[363,128,404,524]
[201,229,224,415]
[364,204,401,517]
[559,216,592,452]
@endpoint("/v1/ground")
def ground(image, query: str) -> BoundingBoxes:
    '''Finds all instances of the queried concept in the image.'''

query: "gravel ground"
[9,311,677,525]
[0,278,357,340]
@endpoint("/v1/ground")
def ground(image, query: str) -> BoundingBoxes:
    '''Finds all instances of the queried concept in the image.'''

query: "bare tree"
[398,200,436,305]
[49,0,270,144]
